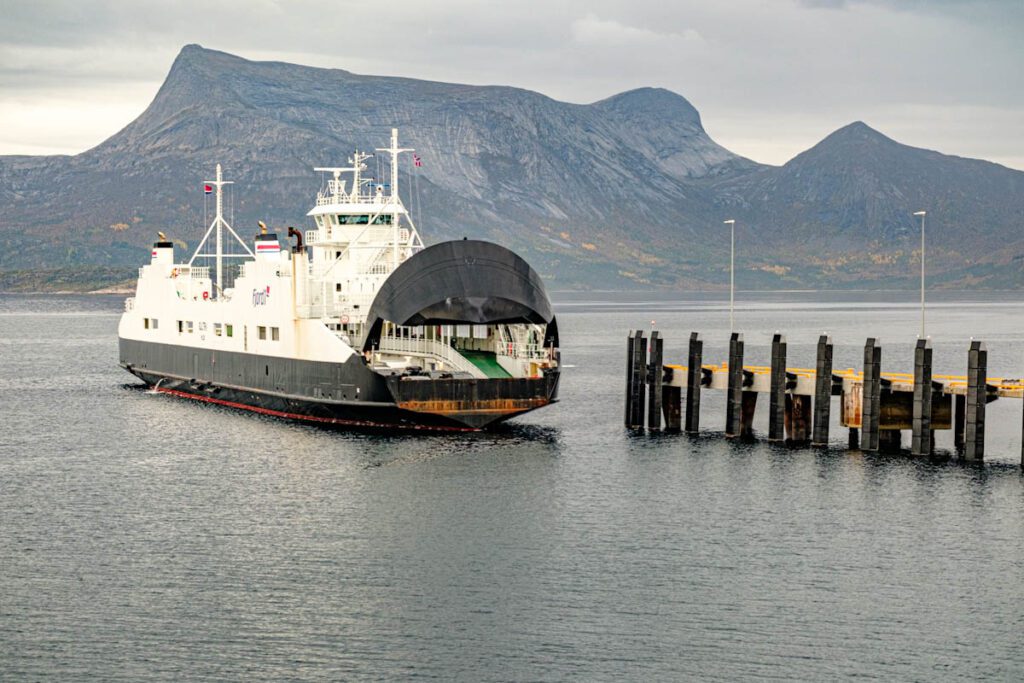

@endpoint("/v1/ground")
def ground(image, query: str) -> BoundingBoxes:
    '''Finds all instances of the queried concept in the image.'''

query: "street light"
[724,219,736,332]
[914,210,927,338]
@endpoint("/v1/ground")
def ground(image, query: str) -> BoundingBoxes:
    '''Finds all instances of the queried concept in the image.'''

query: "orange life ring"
[171,268,179,278]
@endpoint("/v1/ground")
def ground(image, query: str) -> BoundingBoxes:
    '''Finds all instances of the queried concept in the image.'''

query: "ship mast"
[188,164,254,292]
[377,129,412,270]
[208,164,232,299]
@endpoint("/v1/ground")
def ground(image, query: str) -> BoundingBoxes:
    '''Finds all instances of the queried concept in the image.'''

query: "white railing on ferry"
[378,335,486,378]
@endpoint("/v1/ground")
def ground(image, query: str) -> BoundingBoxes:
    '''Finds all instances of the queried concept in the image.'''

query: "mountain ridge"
[2,44,1022,290]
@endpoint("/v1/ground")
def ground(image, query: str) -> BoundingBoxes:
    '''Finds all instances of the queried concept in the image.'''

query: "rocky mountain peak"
[593,87,704,131]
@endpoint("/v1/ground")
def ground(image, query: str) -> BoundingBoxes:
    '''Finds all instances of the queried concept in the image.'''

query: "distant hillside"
[2,44,1023,289]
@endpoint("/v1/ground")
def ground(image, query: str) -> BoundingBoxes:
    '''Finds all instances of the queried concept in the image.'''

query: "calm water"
[2,291,1023,680]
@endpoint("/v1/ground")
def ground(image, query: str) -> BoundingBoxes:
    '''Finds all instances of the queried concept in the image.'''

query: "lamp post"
[724,219,736,332]
[914,210,927,338]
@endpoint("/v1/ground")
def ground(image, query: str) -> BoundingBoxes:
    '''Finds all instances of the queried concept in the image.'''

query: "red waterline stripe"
[155,387,478,432]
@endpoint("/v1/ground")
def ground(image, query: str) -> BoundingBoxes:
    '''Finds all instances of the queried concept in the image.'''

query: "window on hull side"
[258,326,267,340]
[271,327,280,341]
[226,324,233,338]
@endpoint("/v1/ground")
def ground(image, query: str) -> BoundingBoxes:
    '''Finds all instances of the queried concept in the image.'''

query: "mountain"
[711,122,1024,285]
[2,44,1023,290]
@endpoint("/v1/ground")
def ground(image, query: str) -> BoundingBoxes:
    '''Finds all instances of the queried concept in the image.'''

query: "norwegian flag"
[204,184,213,194]
[413,154,422,168]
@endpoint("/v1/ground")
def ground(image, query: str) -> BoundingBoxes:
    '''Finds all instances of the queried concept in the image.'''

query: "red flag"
[204,184,213,194]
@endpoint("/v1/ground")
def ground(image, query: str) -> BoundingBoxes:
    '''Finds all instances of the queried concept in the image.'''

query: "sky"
[1,0,1021,169]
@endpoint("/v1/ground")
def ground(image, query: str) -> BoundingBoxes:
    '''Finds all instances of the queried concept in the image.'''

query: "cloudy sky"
[1,0,1021,169]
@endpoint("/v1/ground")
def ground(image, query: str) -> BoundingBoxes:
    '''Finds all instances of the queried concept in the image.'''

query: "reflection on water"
[1,292,1023,680]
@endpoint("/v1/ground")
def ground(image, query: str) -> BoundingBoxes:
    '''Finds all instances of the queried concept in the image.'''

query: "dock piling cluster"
[624,330,1024,466]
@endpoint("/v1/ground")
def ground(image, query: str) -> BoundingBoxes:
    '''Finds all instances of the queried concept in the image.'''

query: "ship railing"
[315,193,399,207]
[378,333,486,378]
[499,342,551,361]
[124,297,135,312]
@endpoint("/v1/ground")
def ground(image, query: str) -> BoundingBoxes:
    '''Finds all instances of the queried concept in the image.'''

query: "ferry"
[118,130,560,430]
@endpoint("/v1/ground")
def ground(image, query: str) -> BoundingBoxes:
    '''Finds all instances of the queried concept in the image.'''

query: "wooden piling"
[964,340,987,462]
[911,338,934,457]
[647,331,663,431]
[954,394,965,452]
[769,333,786,442]
[741,391,758,440]
[786,394,812,445]
[812,335,833,447]
[726,332,744,438]
[663,385,682,432]
[685,332,703,434]
[862,338,882,452]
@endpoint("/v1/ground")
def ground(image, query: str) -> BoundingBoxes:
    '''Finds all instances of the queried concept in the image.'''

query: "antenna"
[376,129,413,269]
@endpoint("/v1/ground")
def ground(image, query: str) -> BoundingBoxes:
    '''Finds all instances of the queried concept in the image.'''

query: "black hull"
[120,338,559,431]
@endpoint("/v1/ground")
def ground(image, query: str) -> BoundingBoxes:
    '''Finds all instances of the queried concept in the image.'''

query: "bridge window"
[370,214,393,225]
[337,214,369,225]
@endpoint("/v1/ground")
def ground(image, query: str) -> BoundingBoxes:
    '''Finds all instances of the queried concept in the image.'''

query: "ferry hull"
[119,338,558,431]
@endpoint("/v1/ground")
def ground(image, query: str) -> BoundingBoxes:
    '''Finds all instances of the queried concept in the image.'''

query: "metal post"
[915,210,927,338]
[647,331,663,431]
[912,338,934,456]
[685,332,703,434]
[631,331,648,429]
[769,333,786,442]
[724,219,736,332]
[625,331,636,428]
[726,332,744,437]
[812,335,833,446]
[965,340,987,462]
[862,338,882,452]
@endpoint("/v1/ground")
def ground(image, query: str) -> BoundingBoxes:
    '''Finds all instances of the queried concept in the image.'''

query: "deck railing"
[377,333,486,378]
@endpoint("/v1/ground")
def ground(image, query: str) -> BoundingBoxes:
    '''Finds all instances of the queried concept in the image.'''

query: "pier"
[625,331,1024,465]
